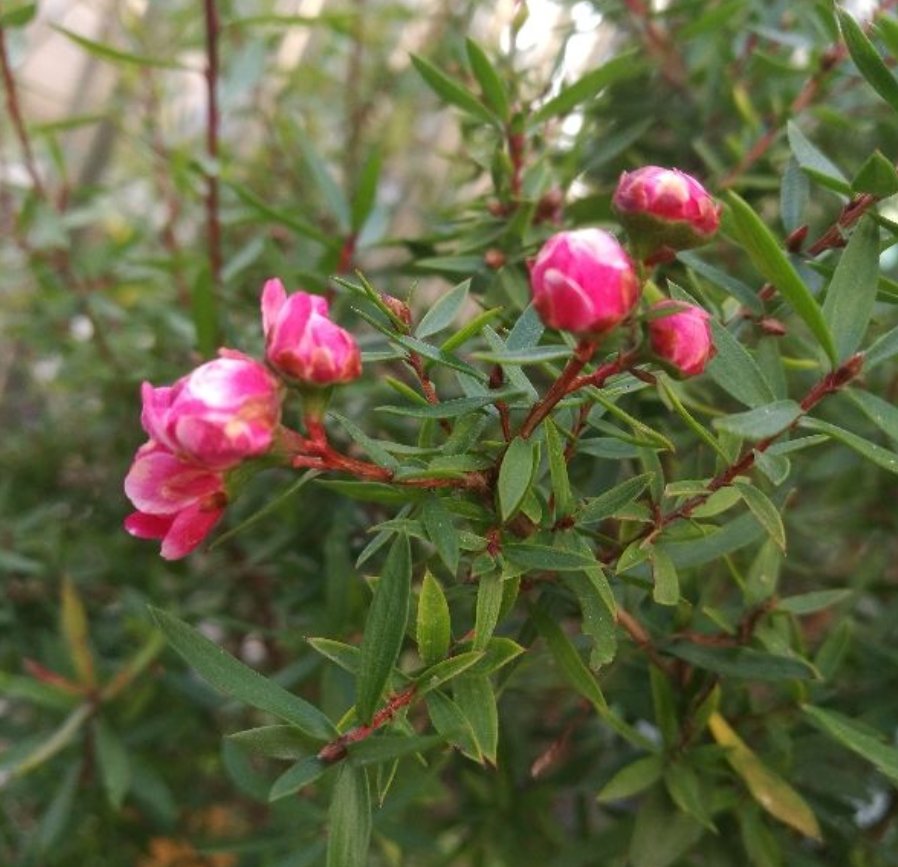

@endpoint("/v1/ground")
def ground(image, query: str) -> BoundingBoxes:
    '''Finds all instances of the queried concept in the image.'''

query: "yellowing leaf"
[708,712,821,840]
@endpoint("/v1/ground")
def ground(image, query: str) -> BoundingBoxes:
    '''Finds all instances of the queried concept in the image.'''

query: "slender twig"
[202,0,222,295]
[318,685,417,763]
[615,607,674,675]
[0,26,45,198]
[805,193,878,256]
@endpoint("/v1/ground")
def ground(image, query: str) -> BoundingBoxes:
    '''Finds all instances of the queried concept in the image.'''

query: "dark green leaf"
[545,419,574,518]
[707,321,777,408]
[732,482,786,551]
[421,498,460,575]
[503,543,597,572]
[326,765,371,867]
[465,38,510,119]
[472,345,573,365]
[597,755,663,802]
[803,705,898,785]
[356,535,412,723]
[453,676,499,764]
[664,642,817,681]
[777,589,852,615]
[330,413,400,471]
[848,388,898,442]
[378,390,517,420]
[577,473,653,525]
[416,279,470,339]
[853,150,898,196]
[799,416,898,474]
[726,192,837,363]
[416,571,451,667]
[651,548,679,606]
[838,8,898,115]
[270,756,329,801]
[150,608,334,740]
[474,572,503,651]
[822,217,880,361]
[415,651,483,694]
[227,725,315,760]
[348,733,446,765]
[629,790,704,867]
[95,720,131,810]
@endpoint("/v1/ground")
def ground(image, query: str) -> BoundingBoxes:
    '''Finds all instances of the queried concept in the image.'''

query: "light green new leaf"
[356,535,412,723]
[733,482,786,551]
[726,192,837,364]
[822,217,880,361]
[416,572,451,666]
[474,572,503,651]
[453,676,499,764]
[150,609,334,740]
[326,765,372,867]
[804,705,898,785]
[597,755,663,802]
[709,712,821,840]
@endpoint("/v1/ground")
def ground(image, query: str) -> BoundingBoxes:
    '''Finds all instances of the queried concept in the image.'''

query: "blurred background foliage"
[2,0,898,864]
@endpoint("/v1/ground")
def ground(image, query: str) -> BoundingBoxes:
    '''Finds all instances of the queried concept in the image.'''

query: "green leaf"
[545,419,574,518]
[269,756,328,801]
[577,473,653,525]
[465,637,525,676]
[799,416,898,474]
[356,535,412,723]
[307,638,362,675]
[410,54,499,126]
[378,390,518,419]
[532,604,607,714]
[503,543,598,572]
[822,217,880,361]
[664,642,817,681]
[864,322,898,369]
[60,576,95,687]
[472,345,574,365]
[38,762,81,853]
[651,548,680,606]
[415,651,483,695]
[732,482,786,551]
[95,720,131,810]
[629,790,704,867]
[150,608,334,740]
[416,572,451,667]
[679,251,763,314]
[497,437,538,521]
[348,733,446,765]
[330,413,400,471]
[0,3,36,27]
[439,307,504,352]
[838,8,898,115]
[296,131,350,230]
[853,150,898,196]
[228,725,315,760]
[421,498,460,575]
[474,572,503,651]
[597,754,664,802]
[707,321,777,408]
[326,765,371,867]
[848,388,898,442]
[563,569,617,669]
[781,156,810,232]
[713,400,801,439]
[726,192,836,363]
[426,690,480,760]
[777,589,852,615]
[786,121,849,191]
[453,676,499,764]
[709,712,821,840]
[227,180,333,245]
[416,279,471,339]
[351,147,382,231]
[191,267,219,358]
[52,25,190,70]
[665,761,716,831]
[465,38,509,119]
[531,52,642,123]
[803,705,898,785]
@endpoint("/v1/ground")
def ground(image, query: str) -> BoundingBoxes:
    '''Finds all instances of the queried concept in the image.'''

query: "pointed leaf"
[838,8,898,115]
[651,548,680,606]
[416,279,470,339]
[733,482,786,551]
[713,400,801,439]
[498,437,538,521]
[326,765,371,867]
[707,321,776,408]
[421,497,460,575]
[465,38,509,119]
[416,571,451,666]
[410,54,498,125]
[800,416,898,474]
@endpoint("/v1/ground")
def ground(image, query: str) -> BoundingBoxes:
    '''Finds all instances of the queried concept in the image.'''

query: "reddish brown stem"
[806,194,878,257]
[519,339,599,439]
[203,0,222,296]
[318,685,417,763]
[615,607,674,675]
[0,27,45,199]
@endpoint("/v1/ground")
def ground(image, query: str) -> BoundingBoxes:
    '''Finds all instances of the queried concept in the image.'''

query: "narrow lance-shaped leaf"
[726,192,837,364]
[651,548,680,606]
[410,54,499,126]
[838,8,898,115]
[420,497,460,575]
[356,534,412,723]
[822,216,880,361]
[497,437,538,521]
[416,572,451,667]
[61,576,95,687]
[800,416,898,474]
[474,572,503,651]
[416,279,470,339]
[150,608,335,740]
[732,481,786,551]
[545,419,574,518]
[465,38,510,119]
[706,320,776,408]
[708,712,822,840]
[326,764,372,867]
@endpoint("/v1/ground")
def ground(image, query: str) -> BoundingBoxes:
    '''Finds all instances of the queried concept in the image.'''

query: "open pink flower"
[123,441,227,559]
[530,229,640,335]
[648,300,715,377]
[261,279,362,386]
[140,351,281,470]
[613,167,720,260]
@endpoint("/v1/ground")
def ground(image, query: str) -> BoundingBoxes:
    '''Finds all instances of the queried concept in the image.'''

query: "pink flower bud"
[529,229,640,335]
[648,300,715,377]
[140,351,281,470]
[262,279,362,386]
[613,167,720,259]
[123,441,227,559]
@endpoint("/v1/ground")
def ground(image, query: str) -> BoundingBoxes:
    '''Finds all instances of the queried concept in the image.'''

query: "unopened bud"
[648,300,715,377]
[484,248,506,269]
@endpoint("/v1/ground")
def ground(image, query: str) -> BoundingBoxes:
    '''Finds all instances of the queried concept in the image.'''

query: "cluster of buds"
[529,166,717,376]
[124,282,361,559]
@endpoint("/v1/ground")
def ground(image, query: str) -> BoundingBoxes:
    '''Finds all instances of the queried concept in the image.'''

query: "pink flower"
[262,279,362,386]
[648,300,715,377]
[529,229,640,335]
[124,441,227,559]
[613,166,720,258]
[140,351,281,470]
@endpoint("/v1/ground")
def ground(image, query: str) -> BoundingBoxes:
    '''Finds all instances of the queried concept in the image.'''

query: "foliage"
[3,1,898,865]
